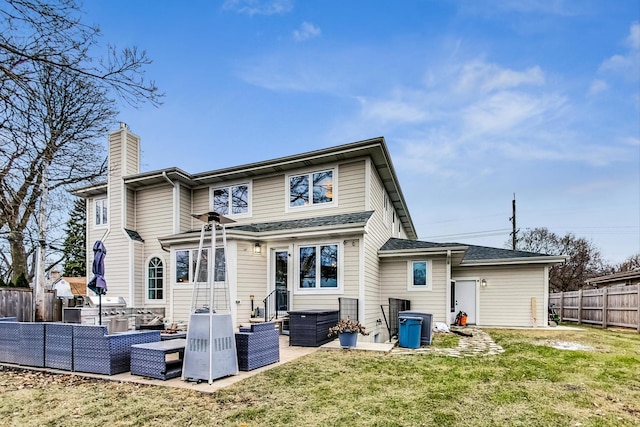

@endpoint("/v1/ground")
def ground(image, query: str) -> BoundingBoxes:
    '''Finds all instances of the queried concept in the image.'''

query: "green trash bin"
[398,316,422,349]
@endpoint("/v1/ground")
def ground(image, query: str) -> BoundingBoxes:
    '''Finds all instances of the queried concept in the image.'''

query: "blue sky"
[83,0,639,264]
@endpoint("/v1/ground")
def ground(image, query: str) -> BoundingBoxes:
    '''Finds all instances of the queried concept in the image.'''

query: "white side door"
[455,280,477,324]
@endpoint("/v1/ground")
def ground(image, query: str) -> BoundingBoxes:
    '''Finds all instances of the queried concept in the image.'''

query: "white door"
[455,280,476,324]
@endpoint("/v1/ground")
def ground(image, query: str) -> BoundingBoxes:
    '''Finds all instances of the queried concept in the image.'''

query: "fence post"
[602,287,608,329]
[637,284,640,334]
[577,289,583,325]
[559,291,564,322]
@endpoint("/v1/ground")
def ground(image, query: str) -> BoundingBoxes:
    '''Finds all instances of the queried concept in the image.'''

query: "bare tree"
[0,0,161,285]
[513,227,606,292]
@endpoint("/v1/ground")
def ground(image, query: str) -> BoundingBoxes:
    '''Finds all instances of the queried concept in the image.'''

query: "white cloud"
[358,96,429,124]
[222,0,292,16]
[599,23,640,80]
[456,61,544,94]
[293,22,321,42]
[588,79,608,96]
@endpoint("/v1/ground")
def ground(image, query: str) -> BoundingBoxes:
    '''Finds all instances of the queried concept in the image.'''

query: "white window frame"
[94,197,108,228]
[173,247,226,286]
[294,241,343,295]
[407,260,433,291]
[210,181,252,218]
[285,167,337,212]
[145,255,165,303]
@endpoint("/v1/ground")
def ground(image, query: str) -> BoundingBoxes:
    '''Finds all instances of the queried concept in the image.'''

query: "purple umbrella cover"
[88,240,107,296]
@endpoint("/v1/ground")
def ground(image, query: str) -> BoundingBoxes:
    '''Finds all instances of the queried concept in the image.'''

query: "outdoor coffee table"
[130,338,186,380]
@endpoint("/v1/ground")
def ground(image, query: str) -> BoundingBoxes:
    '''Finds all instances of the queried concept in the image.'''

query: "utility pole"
[510,194,517,250]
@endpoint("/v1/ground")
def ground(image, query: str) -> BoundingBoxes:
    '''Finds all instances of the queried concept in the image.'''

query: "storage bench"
[130,339,186,380]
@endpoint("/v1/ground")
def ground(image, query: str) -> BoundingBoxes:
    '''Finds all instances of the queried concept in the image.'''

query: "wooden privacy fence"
[549,285,640,333]
[0,288,33,321]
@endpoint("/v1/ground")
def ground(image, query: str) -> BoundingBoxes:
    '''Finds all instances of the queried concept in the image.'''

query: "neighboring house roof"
[585,270,640,288]
[72,137,418,240]
[66,277,87,296]
[379,238,567,266]
[158,211,375,245]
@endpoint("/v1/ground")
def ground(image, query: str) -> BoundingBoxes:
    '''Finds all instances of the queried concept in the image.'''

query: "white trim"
[358,237,365,324]
[210,180,253,219]
[364,158,371,211]
[144,254,167,304]
[93,197,109,229]
[293,240,344,295]
[227,241,238,328]
[452,276,481,325]
[284,166,338,213]
[173,181,180,234]
[406,260,433,291]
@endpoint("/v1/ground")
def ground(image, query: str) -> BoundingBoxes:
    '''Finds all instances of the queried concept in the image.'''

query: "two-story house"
[72,124,565,342]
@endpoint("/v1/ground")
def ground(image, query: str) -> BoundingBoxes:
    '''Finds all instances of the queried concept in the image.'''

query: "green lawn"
[1,326,639,426]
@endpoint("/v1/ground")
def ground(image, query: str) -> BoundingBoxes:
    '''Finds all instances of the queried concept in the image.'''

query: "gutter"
[460,255,568,266]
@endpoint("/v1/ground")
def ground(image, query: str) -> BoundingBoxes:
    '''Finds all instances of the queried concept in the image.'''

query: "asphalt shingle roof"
[230,211,375,233]
[380,237,552,261]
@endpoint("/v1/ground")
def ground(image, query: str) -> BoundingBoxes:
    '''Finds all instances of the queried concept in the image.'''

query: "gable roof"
[73,137,417,240]
[379,238,567,266]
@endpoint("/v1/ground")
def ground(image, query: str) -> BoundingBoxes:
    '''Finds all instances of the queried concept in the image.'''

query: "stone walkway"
[391,326,505,357]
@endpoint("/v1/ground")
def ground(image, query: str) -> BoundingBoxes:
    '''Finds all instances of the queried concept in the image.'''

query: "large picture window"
[95,197,108,226]
[299,244,338,289]
[174,248,226,284]
[147,257,164,300]
[289,170,334,208]
[212,183,250,216]
[407,260,432,291]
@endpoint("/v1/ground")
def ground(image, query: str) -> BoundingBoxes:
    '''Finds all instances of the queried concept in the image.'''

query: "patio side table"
[130,339,186,380]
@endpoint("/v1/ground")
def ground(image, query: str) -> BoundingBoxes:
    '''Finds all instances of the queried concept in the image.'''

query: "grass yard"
[0,326,639,426]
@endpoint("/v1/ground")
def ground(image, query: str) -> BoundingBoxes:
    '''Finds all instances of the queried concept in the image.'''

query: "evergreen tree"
[62,198,86,277]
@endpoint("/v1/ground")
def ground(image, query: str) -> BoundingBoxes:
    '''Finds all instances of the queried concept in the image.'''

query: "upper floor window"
[299,244,338,289]
[407,260,432,291]
[212,183,250,217]
[288,170,334,209]
[175,248,226,284]
[95,198,108,226]
[147,257,164,301]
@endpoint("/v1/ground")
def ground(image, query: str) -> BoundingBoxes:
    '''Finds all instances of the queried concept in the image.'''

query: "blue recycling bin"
[398,315,423,349]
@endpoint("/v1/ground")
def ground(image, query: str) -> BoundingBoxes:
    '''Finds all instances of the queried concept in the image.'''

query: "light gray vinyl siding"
[171,287,192,323]
[126,188,135,230]
[136,186,173,250]
[125,132,139,176]
[133,242,144,306]
[191,187,209,228]
[252,175,284,221]
[179,185,192,233]
[453,265,547,327]
[136,185,174,309]
[362,159,396,341]
[236,241,268,323]
[380,258,448,323]
[341,239,360,300]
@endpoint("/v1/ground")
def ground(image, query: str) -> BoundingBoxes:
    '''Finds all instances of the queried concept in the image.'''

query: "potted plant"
[328,318,369,348]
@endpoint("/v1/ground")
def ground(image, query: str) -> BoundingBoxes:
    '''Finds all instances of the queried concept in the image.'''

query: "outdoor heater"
[182,212,238,384]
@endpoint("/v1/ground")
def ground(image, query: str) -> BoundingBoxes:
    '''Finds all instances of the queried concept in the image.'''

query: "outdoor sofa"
[0,320,160,375]
[235,321,280,371]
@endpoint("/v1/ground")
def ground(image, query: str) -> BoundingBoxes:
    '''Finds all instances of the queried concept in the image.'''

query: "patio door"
[454,280,477,324]
[272,248,291,318]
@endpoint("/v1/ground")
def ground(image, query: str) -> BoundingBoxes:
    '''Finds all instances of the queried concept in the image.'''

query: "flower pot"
[338,331,358,348]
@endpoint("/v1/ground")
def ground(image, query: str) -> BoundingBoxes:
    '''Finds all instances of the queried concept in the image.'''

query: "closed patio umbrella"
[87,240,107,325]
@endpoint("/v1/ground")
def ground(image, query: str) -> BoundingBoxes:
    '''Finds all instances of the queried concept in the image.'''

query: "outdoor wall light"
[254,242,262,254]
[481,279,487,287]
